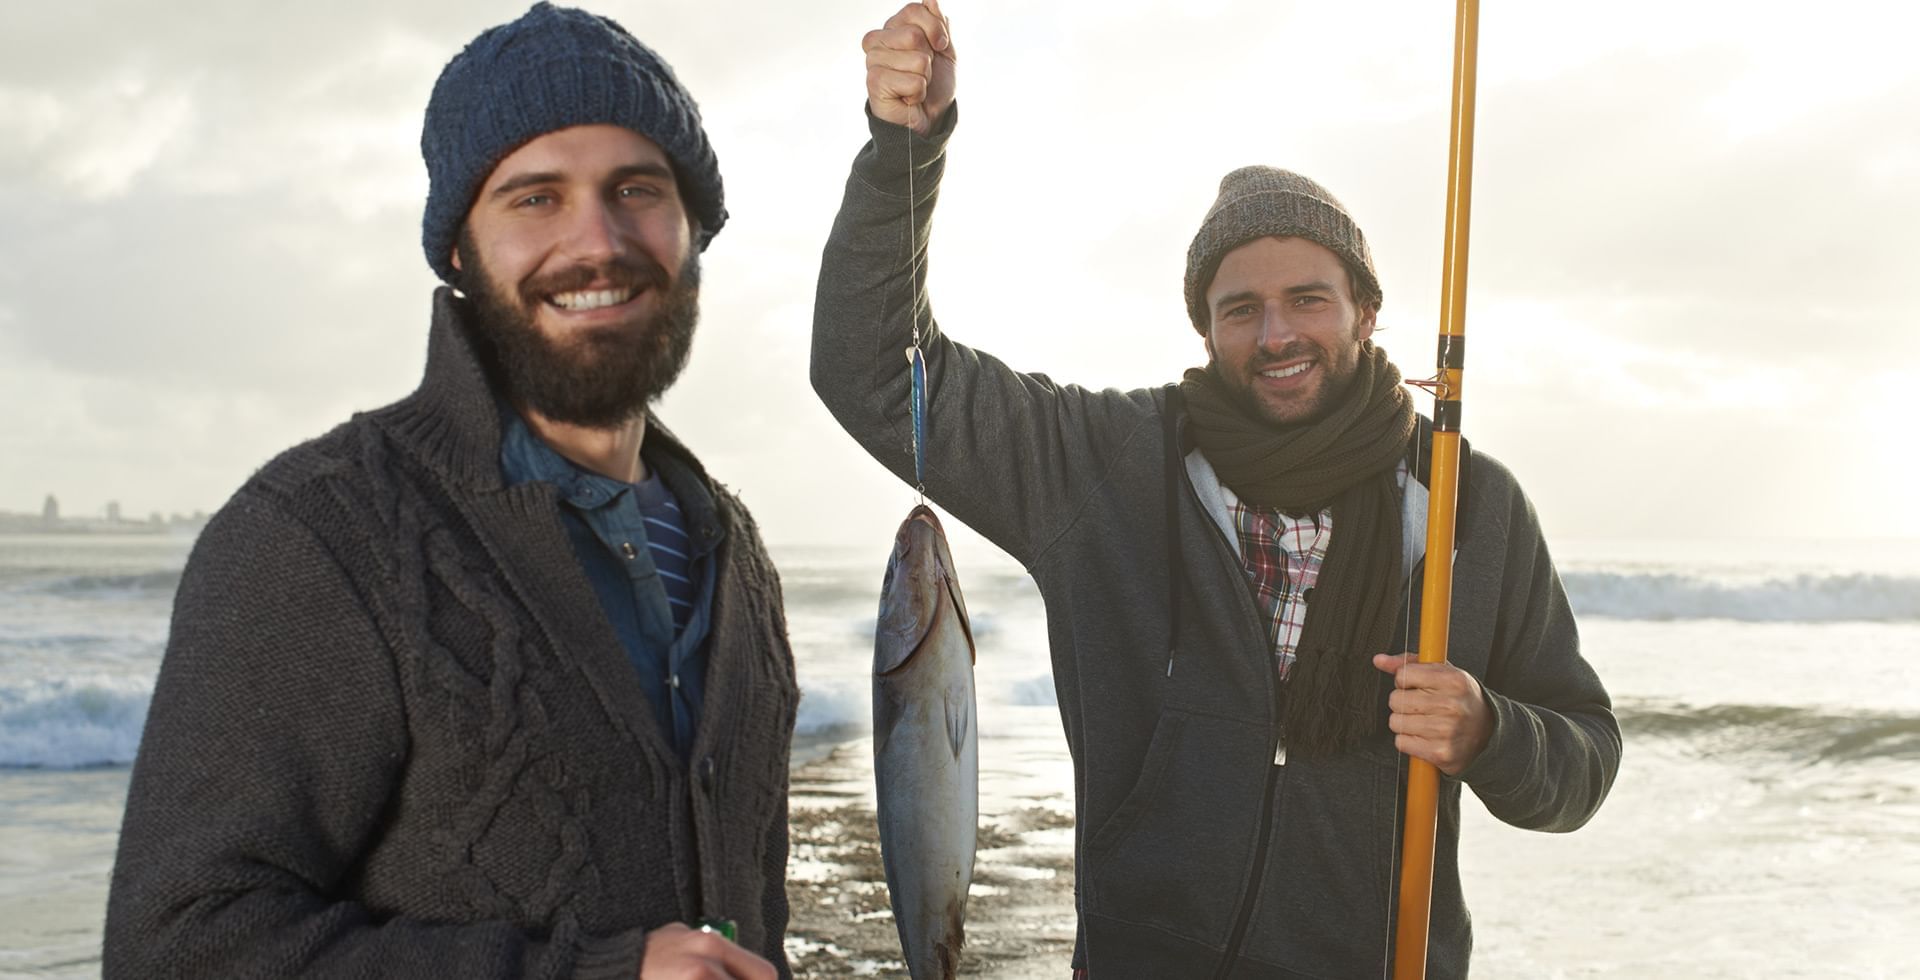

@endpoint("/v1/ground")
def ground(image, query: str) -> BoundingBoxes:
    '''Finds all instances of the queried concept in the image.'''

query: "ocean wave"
[795,682,870,736]
[780,578,888,612]
[829,611,1004,646]
[0,667,1056,770]
[1008,673,1057,707]
[790,670,1061,738]
[0,676,151,769]
[1618,699,1920,765]
[1564,571,1920,623]
[797,566,1918,626]
[779,566,1037,613]
[23,570,184,600]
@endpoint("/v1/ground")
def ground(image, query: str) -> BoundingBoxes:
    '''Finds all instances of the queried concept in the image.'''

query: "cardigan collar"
[369,287,716,497]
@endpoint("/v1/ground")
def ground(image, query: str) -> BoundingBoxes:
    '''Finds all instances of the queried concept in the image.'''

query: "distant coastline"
[0,504,207,537]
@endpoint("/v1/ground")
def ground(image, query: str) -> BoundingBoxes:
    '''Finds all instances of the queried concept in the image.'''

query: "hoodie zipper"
[1176,418,1448,978]
[1174,455,1286,979]
[1213,763,1280,980]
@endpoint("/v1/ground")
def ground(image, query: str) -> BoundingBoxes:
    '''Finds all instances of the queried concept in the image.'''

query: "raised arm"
[813,2,1163,566]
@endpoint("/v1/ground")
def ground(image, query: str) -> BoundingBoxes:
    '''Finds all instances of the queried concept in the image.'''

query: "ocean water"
[1,529,1915,977]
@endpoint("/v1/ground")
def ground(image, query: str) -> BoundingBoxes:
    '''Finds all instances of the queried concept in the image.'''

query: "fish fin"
[945,574,976,666]
[945,680,972,761]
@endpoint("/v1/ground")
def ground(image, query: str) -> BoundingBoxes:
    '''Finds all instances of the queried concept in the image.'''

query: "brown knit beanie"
[1183,166,1381,334]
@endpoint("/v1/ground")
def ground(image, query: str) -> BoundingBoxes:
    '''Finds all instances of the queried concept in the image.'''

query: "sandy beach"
[781,712,1082,979]
[784,746,1077,977]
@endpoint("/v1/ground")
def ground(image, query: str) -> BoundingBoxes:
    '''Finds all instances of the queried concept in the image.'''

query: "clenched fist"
[863,0,957,135]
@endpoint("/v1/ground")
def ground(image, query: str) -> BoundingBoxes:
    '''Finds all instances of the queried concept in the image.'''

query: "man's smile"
[1258,361,1313,381]
[547,286,642,312]
[545,284,656,315]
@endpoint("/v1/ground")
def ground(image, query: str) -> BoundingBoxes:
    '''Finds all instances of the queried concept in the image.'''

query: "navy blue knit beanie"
[420,2,727,284]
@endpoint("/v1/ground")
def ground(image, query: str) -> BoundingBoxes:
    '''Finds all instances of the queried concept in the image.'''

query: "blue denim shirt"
[498,411,720,759]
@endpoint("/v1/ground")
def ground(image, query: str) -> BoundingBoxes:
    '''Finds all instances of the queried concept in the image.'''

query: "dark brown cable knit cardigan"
[104,288,799,979]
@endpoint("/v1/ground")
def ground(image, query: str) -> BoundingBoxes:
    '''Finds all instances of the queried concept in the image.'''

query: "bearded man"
[105,5,791,978]
[810,3,1621,977]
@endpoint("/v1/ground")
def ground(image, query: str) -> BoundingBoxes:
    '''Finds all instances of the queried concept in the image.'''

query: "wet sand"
[782,729,1080,979]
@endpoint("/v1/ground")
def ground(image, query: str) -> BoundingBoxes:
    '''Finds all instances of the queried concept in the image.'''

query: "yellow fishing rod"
[1393,0,1479,977]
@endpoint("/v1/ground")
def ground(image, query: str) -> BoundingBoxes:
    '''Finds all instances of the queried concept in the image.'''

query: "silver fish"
[874,505,978,979]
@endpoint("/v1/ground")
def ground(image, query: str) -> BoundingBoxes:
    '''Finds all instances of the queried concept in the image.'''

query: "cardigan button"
[697,756,717,792]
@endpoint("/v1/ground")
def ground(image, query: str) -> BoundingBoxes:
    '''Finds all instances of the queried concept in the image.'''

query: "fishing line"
[904,96,928,504]
[1383,410,1426,980]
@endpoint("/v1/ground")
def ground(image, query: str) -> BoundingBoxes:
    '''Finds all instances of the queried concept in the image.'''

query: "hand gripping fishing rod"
[1392,0,1480,978]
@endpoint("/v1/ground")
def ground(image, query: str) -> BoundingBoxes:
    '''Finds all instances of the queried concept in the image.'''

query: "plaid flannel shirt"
[1228,462,1407,679]
[1232,501,1331,679]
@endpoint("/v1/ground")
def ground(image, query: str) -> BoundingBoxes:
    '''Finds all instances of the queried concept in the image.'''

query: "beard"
[1211,336,1363,429]
[456,229,701,429]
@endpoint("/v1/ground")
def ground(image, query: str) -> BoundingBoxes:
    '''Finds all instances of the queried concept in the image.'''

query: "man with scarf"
[811,3,1621,977]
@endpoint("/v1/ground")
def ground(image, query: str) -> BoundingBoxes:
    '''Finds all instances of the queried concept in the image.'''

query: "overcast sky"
[2,0,1915,550]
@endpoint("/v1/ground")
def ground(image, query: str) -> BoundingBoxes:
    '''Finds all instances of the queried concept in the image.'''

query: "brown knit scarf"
[1179,340,1416,756]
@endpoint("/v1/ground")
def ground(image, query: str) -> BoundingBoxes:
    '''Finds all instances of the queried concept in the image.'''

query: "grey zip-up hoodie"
[812,109,1620,979]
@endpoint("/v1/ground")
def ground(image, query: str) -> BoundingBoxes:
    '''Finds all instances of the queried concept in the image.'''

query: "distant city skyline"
[0,493,209,533]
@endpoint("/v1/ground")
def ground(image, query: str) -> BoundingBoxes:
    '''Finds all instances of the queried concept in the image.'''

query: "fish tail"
[935,937,962,979]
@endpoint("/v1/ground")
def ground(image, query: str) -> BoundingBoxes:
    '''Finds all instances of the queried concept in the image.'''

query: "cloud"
[0,182,429,398]
[1469,56,1920,347]
[0,0,1913,540]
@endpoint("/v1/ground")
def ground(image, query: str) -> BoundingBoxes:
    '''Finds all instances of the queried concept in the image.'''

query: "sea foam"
[1564,571,1920,623]
[0,675,151,769]
[24,570,183,599]
[1619,698,1920,765]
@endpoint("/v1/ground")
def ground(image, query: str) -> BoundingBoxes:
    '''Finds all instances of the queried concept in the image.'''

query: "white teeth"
[550,288,636,311]
[1261,363,1311,379]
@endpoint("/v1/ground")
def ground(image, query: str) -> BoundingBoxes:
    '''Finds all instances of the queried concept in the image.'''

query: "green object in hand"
[696,918,736,942]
